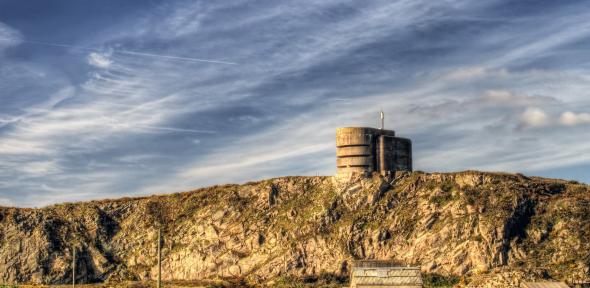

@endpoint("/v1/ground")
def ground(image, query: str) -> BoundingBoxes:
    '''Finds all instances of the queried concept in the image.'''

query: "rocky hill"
[0,171,589,287]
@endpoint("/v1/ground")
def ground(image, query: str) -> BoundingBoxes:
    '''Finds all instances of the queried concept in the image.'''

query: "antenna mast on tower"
[380,110,384,130]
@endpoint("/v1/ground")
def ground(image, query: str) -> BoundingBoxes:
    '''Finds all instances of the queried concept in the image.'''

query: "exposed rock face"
[0,171,589,287]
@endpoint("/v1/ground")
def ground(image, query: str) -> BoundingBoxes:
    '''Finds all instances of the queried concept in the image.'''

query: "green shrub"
[274,275,305,288]
[441,180,455,193]
[423,273,460,287]
[430,193,453,206]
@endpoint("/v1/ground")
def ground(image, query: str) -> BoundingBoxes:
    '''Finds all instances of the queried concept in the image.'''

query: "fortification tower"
[336,121,412,178]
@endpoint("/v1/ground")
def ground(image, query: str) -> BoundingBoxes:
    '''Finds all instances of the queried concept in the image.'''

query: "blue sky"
[1,0,589,207]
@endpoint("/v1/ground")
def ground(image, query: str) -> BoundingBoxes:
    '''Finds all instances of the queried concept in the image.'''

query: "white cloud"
[559,111,590,126]
[126,2,208,40]
[156,3,205,39]
[0,44,228,206]
[482,9,590,69]
[485,90,514,102]
[0,197,13,207]
[484,90,558,107]
[517,108,590,128]
[87,51,113,69]
[445,67,508,80]
[0,138,50,155]
[0,22,22,49]
[519,107,551,127]
[17,161,61,176]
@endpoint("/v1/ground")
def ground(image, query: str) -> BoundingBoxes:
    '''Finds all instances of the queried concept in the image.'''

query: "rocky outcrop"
[0,171,589,287]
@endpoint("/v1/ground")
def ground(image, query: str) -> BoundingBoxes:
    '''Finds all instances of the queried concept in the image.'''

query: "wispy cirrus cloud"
[0,21,22,49]
[87,51,113,69]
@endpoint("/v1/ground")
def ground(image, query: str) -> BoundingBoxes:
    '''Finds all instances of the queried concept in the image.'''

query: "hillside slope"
[0,171,589,287]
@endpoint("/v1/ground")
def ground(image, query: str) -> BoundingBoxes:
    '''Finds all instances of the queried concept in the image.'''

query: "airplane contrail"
[113,50,237,65]
[116,124,216,134]
[142,126,216,134]
[0,38,238,65]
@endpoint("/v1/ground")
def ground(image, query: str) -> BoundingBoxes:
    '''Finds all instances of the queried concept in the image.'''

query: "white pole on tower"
[380,110,384,130]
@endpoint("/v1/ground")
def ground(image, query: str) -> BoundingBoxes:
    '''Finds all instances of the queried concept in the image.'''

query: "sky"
[0,0,589,207]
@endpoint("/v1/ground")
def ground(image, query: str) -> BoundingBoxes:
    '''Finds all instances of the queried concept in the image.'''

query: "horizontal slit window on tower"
[336,144,370,148]
[337,154,371,158]
[337,165,370,168]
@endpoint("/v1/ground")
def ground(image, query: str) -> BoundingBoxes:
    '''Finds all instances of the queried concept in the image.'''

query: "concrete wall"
[336,127,377,175]
[377,136,412,172]
[350,266,423,288]
[336,127,412,177]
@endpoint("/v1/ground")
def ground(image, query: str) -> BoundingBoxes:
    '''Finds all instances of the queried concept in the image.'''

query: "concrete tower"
[336,124,412,178]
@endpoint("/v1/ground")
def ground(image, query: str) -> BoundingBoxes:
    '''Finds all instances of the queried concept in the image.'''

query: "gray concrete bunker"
[336,127,412,177]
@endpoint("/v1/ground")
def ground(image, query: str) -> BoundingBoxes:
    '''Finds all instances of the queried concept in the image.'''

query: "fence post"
[157,227,162,288]
[72,247,76,288]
